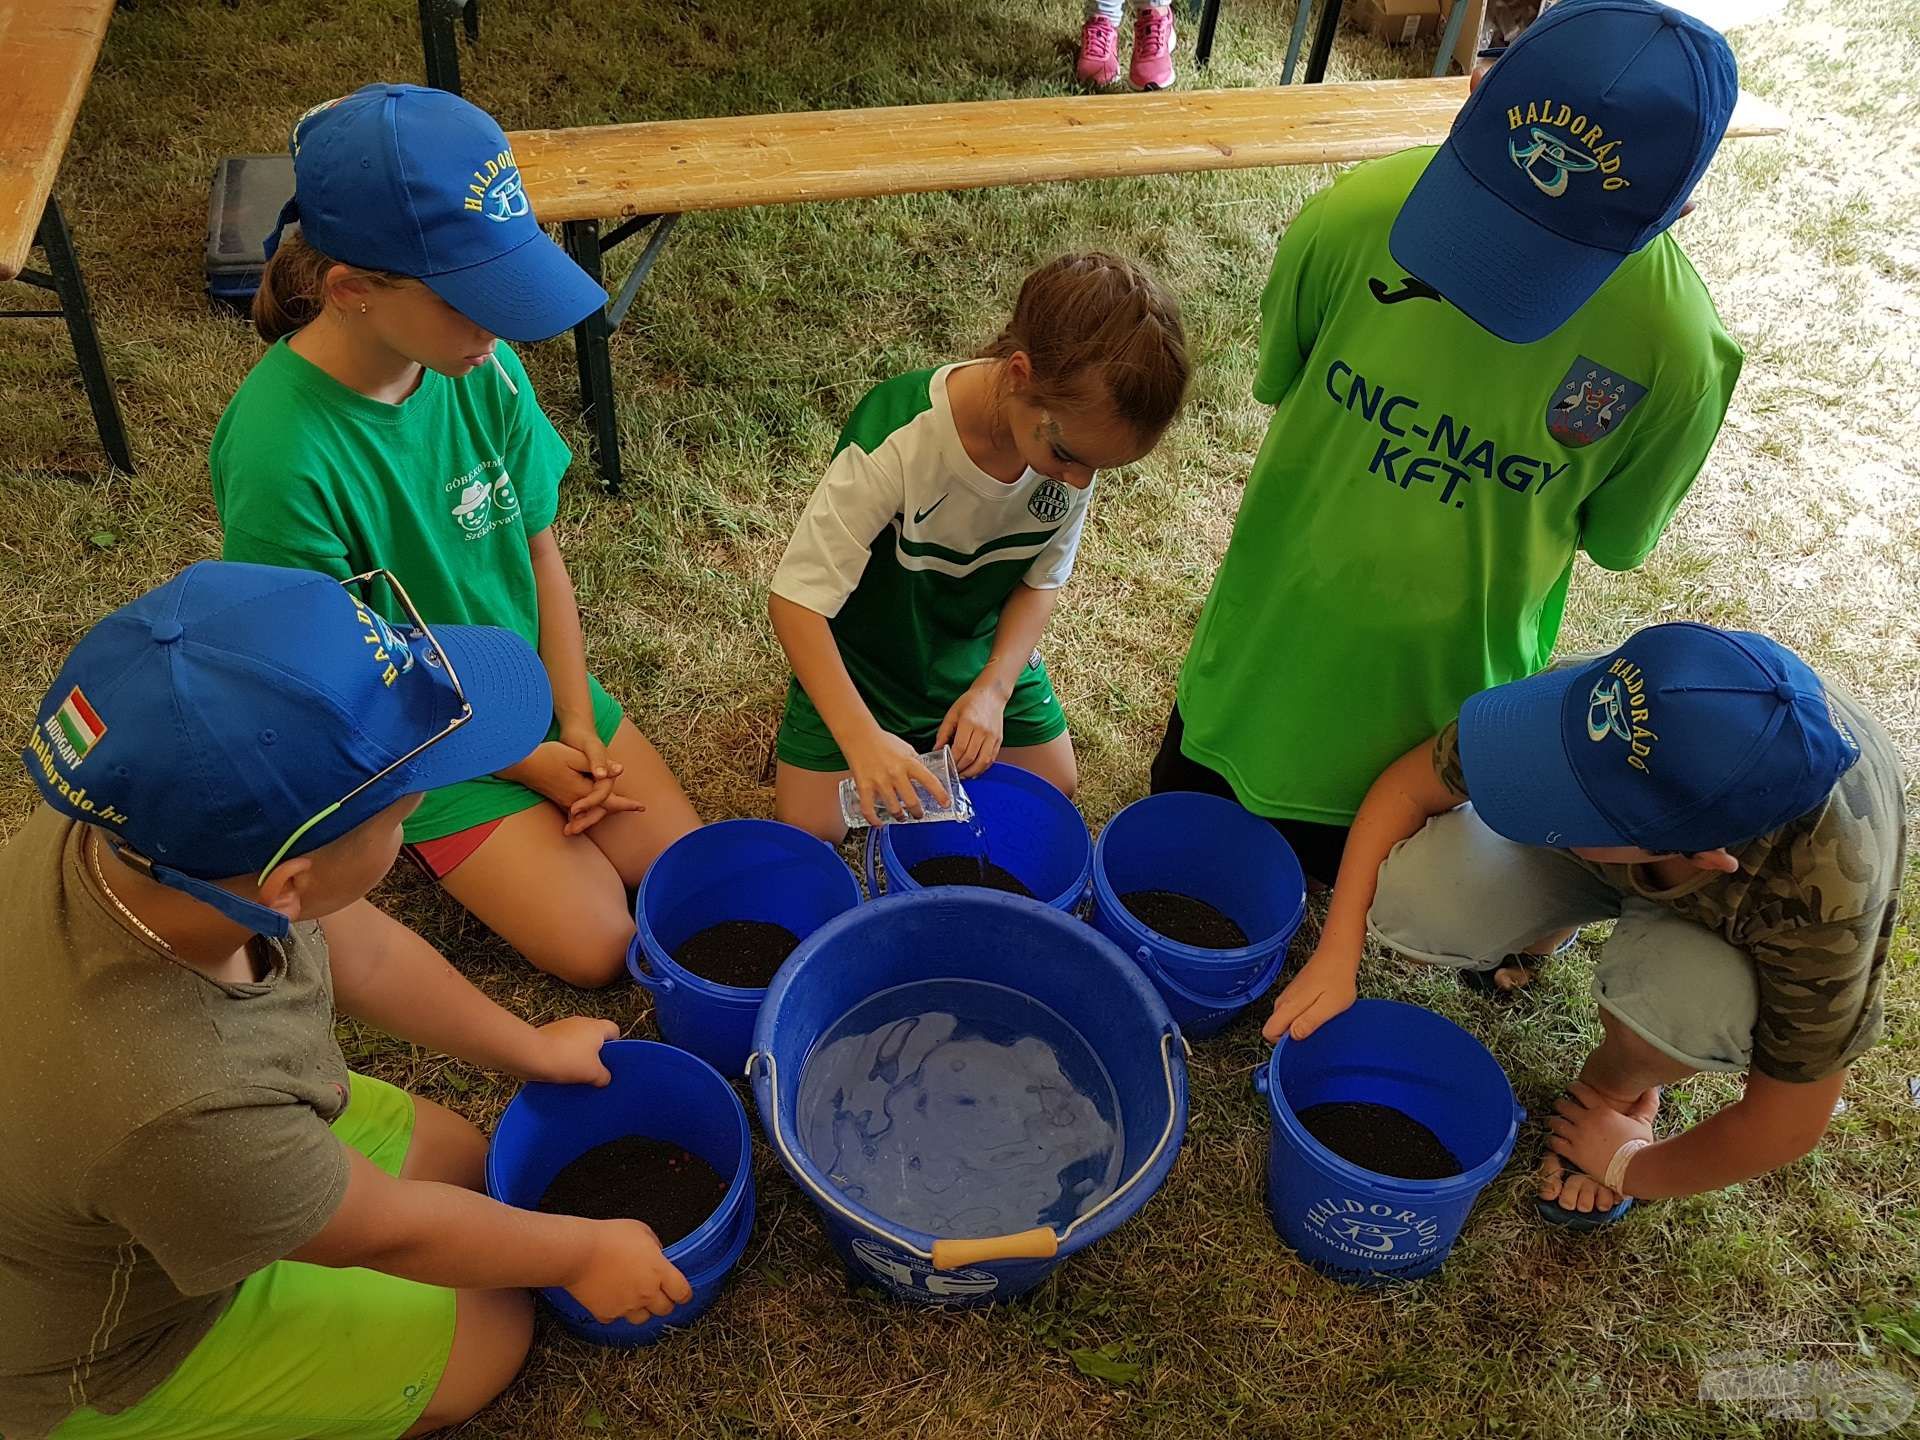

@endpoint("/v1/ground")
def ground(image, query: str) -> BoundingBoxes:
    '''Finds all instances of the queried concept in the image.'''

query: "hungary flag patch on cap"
[53,686,106,764]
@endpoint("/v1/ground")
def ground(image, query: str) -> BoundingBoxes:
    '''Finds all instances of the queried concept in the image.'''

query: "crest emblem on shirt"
[1027,479,1071,524]
[1546,356,1647,448]
[448,470,521,537]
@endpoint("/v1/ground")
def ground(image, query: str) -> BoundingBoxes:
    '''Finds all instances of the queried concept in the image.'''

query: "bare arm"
[527,526,595,735]
[322,900,616,1085]
[1555,1068,1847,1202]
[937,583,1062,777]
[770,591,945,821]
[290,1148,690,1322]
[1263,729,1466,1042]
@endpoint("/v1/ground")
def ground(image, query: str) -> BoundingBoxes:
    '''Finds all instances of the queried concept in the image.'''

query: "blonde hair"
[979,253,1191,437]
[252,228,408,342]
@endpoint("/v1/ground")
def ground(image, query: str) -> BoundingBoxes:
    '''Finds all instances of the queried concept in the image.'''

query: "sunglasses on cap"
[255,569,470,879]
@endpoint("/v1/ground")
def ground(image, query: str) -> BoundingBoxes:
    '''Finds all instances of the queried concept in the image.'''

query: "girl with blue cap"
[211,84,699,988]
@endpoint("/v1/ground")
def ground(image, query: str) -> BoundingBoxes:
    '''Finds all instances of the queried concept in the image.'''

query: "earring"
[359,303,368,314]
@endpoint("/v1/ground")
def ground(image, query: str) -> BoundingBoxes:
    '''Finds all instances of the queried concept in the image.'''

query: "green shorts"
[53,1074,457,1440]
[776,655,1068,772]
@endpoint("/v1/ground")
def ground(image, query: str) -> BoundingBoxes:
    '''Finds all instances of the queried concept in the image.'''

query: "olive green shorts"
[52,1073,457,1440]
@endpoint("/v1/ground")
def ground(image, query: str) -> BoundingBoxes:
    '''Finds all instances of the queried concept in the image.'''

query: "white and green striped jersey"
[772,362,1091,735]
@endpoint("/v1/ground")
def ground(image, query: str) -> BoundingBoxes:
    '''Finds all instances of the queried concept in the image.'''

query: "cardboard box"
[1348,0,1444,45]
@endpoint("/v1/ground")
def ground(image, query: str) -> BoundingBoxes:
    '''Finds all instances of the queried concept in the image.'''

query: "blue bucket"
[866,763,1091,912]
[749,891,1187,1306]
[631,820,862,1077]
[485,1040,755,1344]
[1138,943,1288,1040]
[1092,792,1307,1001]
[1257,1000,1524,1284]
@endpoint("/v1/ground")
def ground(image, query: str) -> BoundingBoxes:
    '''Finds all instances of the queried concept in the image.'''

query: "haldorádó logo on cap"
[1456,622,1860,854]
[263,83,607,343]
[21,561,552,937]
[1388,0,1738,344]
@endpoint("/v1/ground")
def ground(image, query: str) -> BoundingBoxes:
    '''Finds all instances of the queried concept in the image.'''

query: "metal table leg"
[14,196,134,474]
[1194,0,1223,66]
[420,0,462,93]
[1303,0,1347,83]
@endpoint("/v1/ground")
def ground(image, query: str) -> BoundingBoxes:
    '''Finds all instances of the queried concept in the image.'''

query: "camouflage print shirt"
[1432,680,1906,1083]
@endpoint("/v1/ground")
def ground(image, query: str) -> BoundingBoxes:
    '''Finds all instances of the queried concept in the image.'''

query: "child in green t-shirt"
[768,254,1191,840]
[211,86,698,987]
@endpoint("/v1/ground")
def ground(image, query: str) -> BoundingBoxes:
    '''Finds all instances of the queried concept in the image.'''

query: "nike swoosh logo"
[1367,275,1442,306]
[912,494,948,525]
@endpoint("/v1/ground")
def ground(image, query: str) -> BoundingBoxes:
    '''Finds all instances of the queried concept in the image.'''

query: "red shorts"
[404,817,505,879]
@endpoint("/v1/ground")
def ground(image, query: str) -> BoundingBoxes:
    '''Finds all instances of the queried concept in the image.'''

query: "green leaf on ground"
[581,1407,608,1430]
[89,531,117,548]
[1071,1345,1142,1385]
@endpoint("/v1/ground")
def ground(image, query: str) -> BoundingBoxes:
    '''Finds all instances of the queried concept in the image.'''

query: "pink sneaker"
[1129,4,1177,90]
[1076,15,1120,86]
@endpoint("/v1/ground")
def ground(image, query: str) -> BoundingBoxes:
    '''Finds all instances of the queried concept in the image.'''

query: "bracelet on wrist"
[1603,1137,1651,1194]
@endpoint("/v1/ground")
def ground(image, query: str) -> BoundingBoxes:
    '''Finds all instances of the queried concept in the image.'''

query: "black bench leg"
[463,0,480,43]
[1195,0,1223,66]
[1303,0,1346,82]
[420,0,462,93]
[563,220,623,494]
[37,196,133,475]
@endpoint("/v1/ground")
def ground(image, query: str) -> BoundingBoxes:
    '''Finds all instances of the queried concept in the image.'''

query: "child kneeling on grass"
[1264,622,1905,1227]
[213,84,699,988]
[769,253,1190,839]
[0,563,689,1440]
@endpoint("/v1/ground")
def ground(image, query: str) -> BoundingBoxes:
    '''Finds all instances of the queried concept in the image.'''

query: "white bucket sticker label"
[1302,1196,1443,1261]
[851,1239,1000,1299]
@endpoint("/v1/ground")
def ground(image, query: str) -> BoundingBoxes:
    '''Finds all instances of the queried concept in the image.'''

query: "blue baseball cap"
[265,83,606,342]
[1389,0,1737,344]
[22,562,552,937]
[1458,623,1860,854]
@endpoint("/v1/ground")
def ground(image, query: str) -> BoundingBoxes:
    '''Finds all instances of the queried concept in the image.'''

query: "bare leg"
[397,1094,534,1437]
[399,1095,487,1191]
[1488,924,1580,992]
[439,802,635,987]
[1539,1007,1698,1212]
[997,732,1078,797]
[774,760,853,845]
[573,719,702,885]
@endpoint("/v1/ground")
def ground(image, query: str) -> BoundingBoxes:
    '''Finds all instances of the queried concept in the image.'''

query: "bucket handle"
[930,1228,1059,1269]
[749,1026,1185,1269]
[624,932,677,995]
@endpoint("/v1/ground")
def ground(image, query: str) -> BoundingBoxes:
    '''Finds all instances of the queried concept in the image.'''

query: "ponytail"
[251,228,405,343]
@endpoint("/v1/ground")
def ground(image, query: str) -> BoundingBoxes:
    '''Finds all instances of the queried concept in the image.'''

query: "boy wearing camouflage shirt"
[1263,622,1904,1227]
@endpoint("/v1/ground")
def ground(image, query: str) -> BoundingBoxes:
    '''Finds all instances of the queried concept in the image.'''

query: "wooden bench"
[505,78,1786,491]
[0,0,131,473]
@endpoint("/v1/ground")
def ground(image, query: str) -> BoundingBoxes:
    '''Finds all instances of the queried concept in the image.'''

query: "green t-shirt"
[769,362,1090,736]
[1176,147,1743,826]
[211,340,606,841]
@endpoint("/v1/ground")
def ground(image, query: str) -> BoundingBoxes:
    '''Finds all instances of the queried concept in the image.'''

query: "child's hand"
[1262,944,1359,1043]
[564,1219,694,1324]
[844,728,949,827]
[936,684,1008,779]
[532,1017,620,1086]
[508,741,645,835]
[557,720,627,829]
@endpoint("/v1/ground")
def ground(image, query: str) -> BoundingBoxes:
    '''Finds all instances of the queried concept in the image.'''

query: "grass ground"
[2,0,1917,1435]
